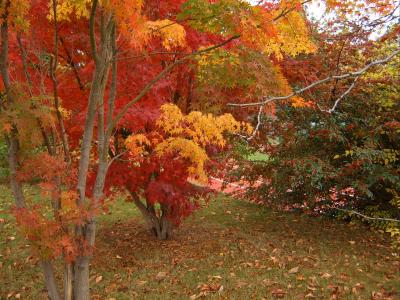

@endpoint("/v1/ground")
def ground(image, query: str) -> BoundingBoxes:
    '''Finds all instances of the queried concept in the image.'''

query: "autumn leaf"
[288,266,300,274]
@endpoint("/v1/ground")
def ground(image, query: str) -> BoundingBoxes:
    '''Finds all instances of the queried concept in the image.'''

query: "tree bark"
[64,263,73,300]
[129,191,173,240]
[40,260,62,300]
[0,3,25,209]
[73,3,114,299]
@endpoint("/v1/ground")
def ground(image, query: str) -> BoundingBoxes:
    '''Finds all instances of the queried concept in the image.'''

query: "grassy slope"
[0,185,399,299]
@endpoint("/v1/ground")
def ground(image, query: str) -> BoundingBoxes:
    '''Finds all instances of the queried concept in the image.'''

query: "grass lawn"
[0,185,399,299]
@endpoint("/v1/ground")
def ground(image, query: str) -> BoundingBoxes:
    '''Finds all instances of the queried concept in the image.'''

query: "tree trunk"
[73,3,113,299]
[64,263,73,300]
[159,211,173,240]
[73,256,90,300]
[40,260,62,300]
[129,191,173,240]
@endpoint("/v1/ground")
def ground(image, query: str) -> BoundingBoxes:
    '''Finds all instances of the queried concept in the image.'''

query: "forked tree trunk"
[73,2,114,299]
[129,191,173,240]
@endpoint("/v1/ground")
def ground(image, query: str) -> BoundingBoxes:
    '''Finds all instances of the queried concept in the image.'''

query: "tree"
[225,6,400,244]
[102,103,252,240]
[0,0,317,298]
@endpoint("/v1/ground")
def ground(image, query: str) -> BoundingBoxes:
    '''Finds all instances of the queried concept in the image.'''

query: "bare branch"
[244,104,264,141]
[228,49,400,108]
[319,75,360,113]
[107,150,128,169]
[330,206,400,223]
[228,48,400,140]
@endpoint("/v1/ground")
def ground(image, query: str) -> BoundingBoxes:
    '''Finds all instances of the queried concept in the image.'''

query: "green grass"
[245,151,270,162]
[1,186,399,299]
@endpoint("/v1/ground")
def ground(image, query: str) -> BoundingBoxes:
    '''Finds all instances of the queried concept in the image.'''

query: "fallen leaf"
[305,292,316,298]
[288,266,299,274]
[136,280,147,286]
[95,276,103,284]
[271,288,286,298]
[156,271,167,281]
[321,272,332,279]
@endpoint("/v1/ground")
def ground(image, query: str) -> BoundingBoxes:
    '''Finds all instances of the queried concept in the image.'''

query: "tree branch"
[228,48,400,109]
[330,206,400,223]
[229,48,400,140]
[106,35,240,135]
[90,0,99,64]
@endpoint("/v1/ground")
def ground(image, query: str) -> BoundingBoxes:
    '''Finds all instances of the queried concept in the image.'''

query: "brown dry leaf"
[95,276,103,284]
[263,279,277,287]
[156,271,167,281]
[354,283,364,289]
[105,283,117,294]
[136,280,148,286]
[271,288,286,298]
[348,240,356,245]
[321,272,332,279]
[15,294,21,299]
[288,266,299,274]
[305,293,316,298]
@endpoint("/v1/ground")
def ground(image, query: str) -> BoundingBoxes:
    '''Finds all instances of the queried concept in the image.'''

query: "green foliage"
[231,41,400,245]
[0,141,9,183]
[178,0,251,35]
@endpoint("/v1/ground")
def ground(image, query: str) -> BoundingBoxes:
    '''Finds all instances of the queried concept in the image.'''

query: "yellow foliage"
[50,0,91,21]
[50,0,143,23]
[157,103,252,147]
[238,2,316,59]
[273,10,317,58]
[290,96,313,108]
[146,19,186,50]
[156,137,209,182]
[0,0,30,31]
[126,104,251,182]
[124,134,151,157]
[156,104,185,136]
